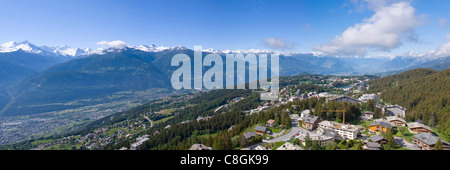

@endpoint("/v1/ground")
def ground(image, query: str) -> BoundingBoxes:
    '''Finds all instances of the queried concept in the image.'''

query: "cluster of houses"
[366,116,449,150]
[294,104,450,150]
[293,110,361,147]
[188,90,449,150]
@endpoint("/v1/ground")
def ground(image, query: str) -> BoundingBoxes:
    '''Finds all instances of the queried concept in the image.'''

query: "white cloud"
[424,43,450,58]
[439,18,448,28]
[420,35,450,58]
[405,35,450,59]
[315,1,420,56]
[96,40,128,49]
[262,38,295,50]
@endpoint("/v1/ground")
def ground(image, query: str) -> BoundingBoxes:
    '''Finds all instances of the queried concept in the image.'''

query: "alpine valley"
[0,40,449,146]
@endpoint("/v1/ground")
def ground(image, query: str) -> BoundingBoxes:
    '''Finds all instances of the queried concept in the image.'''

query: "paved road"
[394,137,419,150]
[243,116,301,150]
[269,129,286,138]
[263,115,302,143]
[143,115,154,128]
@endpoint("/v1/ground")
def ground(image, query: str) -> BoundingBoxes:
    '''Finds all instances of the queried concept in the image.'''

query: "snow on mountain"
[52,45,84,57]
[221,49,272,54]
[0,41,44,54]
[1,40,447,64]
[1,40,314,57]
[135,44,170,52]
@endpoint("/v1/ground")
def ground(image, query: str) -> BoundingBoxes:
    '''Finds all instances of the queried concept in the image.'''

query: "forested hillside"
[366,68,437,93]
[367,68,450,141]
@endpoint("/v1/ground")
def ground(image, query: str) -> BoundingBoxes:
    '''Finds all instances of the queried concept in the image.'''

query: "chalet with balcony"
[369,120,393,134]
[412,133,450,150]
[254,126,269,135]
[407,122,432,133]
[266,119,275,127]
[386,116,407,127]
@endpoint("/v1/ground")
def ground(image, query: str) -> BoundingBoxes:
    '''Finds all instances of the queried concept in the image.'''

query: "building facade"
[407,122,432,133]
[302,114,320,130]
[318,121,359,140]
[412,133,450,150]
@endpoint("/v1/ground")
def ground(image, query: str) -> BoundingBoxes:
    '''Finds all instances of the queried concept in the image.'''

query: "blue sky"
[0,0,449,57]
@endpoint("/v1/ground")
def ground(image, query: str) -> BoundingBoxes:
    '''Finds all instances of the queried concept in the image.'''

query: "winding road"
[243,114,303,150]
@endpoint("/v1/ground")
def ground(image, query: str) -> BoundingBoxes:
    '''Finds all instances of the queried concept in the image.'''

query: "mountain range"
[0,40,449,116]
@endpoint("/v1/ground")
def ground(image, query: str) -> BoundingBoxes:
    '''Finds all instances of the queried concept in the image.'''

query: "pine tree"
[223,133,231,150]
[206,134,213,147]
[305,133,312,149]
[374,107,382,119]
[338,139,347,150]
[331,145,336,150]
[356,139,364,150]
[386,128,395,150]
[311,141,320,150]
[434,138,443,150]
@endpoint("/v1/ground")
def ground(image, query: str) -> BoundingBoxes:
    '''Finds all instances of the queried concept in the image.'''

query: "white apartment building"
[358,94,377,102]
[318,121,360,140]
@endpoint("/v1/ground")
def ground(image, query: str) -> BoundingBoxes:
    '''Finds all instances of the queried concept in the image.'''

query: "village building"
[214,104,228,113]
[297,128,337,147]
[254,126,269,135]
[327,95,362,105]
[130,135,150,150]
[363,111,374,119]
[407,122,433,133]
[364,142,381,150]
[189,144,212,150]
[196,116,212,122]
[369,120,393,134]
[368,135,388,145]
[412,133,450,150]
[318,121,359,140]
[276,142,303,150]
[243,131,258,141]
[299,109,311,120]
[358,94,377,102]
[318,92,333,98]
[266,119,275,127]
[386,116,407,127]
[302,114,320,130]
[196,116,204,122]
[386,105,407,117]
[253,145,270,150]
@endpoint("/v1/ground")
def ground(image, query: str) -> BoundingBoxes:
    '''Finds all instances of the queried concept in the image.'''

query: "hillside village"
[189,76,450,150]
[2,74,448,150]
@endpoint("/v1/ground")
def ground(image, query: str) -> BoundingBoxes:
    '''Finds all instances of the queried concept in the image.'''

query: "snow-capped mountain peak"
[0,41,44,54]
[135,44,170,52]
